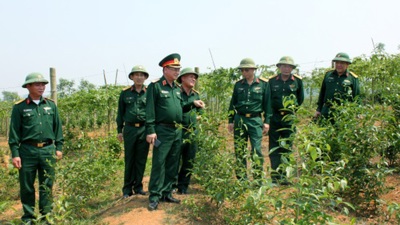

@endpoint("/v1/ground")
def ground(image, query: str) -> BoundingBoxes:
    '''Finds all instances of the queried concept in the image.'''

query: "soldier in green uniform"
[228,58,270,181]
[175,67,203,194]
[314,52,360,122]
[267,56,304,184]
[9,73,64,224]
[146,53,204,211]
[116,65,149,198]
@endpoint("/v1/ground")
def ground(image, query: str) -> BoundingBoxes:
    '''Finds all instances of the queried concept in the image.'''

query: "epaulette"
[268,74,278,80]
[293,74,302,80]
[151,78,160,83]
[45,98,55,102]
[192,88,199,94]
[258,77,269,82]
[349,71,358,78]
[122,86,131,91]
[14,99,25,105]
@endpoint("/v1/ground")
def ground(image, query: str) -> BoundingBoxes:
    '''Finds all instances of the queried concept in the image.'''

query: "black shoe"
[177,189,187,195]
[123,194,132,199]
[135,190,147,195]
[161,196,180,203]
[148,201,158,211]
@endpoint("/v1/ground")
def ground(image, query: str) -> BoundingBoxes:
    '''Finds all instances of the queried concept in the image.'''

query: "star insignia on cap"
[174,58,180,64]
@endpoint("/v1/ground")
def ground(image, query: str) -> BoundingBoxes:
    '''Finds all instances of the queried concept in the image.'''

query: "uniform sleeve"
[8,105,21,158]
[352,77,360,101]
[297,79,305,106]
[53,104,64,151]
[316,76,326,112]
[116,91,125,133]
[264,81,272,124]
[228,83,237,124]
[145,83,157,135]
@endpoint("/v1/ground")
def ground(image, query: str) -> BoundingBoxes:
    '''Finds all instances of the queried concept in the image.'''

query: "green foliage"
[48,134,122,223]
[2,91,20,102]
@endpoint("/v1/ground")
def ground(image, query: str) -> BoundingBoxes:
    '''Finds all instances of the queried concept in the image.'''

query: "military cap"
[159,53,181,68]
[237,58,257,69]
[177,67,199,83]
[22,72,49,88]
[128,65,149,79]
[332,52,352,64]
[276,56,297,68]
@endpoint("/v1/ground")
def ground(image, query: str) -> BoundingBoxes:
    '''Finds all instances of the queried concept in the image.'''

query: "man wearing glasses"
[146,53,204,210]
[228,58,270,183]
[116,65,150,198]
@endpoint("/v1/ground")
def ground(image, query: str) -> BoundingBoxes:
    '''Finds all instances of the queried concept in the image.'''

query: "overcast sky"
[1,0,399,97]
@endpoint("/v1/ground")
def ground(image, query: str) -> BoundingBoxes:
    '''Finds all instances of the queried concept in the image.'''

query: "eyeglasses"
[167,67,180,72]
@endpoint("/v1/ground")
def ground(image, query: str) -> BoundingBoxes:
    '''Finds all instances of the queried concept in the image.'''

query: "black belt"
[126,121,145,127]
[22,140,53,148]
[237,112,261,118]
[157,123,177,128]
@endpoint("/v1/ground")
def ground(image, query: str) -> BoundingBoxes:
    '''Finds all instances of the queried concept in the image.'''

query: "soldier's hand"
[12,157,22,169]
[228,123,234,133]
[117,133,123,143]
[263,123,270,135]
[146,133,157,144]
[194,100,205,108]
[56,151,63,161]
[314,111,321,118]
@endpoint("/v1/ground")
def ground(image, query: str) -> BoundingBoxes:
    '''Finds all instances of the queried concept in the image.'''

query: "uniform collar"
[27,95,45,105]
[161,75,176,87]
[131,84,146,93]
[240,77,259,84]
[277,74,294,81]
[333,69,349,77]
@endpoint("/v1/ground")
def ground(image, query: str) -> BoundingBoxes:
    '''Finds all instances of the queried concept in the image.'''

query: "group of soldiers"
[8,52,360,223]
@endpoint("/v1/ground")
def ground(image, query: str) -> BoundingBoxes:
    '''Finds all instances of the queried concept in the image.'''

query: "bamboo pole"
[50,67,57,105]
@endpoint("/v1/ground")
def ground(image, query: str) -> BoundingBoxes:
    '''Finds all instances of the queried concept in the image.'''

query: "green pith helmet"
[332,52,352,64]
[128,65,149,79]
[237,58,257,69]
[276,56,297,68]
[177,67,199,83]
[22,72,49,88]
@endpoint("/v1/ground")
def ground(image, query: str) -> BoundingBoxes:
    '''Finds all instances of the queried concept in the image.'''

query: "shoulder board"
[14,99,25,105]
[192,89,199,94]
[45,98,55,102]
[235,78,244,83]
[258,77,269,82]
[268,74,278,80]
[122,86,131,91]
[349,71,358,78]
[151,78,160,83]
[293,74,302,80]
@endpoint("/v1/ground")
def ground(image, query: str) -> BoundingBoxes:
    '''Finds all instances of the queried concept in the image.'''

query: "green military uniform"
[8,73,64,222]
[146,75,183,202]
[176,68,203,194]
[317,52,360,121]
[116,84,149,196]
[317,69,360,119]
[229,59,270,180]
[268,72,304,183]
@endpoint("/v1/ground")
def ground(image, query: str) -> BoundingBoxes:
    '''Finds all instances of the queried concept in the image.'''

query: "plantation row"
[0,49,399,224]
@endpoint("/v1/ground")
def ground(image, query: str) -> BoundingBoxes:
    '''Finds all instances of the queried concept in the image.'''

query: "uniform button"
[283,89,285,91]
[38,114,41,116]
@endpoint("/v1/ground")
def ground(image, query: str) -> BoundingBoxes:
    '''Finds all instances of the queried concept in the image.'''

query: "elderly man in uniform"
[146,53,204,210]
[175,67,203,194]
[116,65,149,198]
[314,52,360,122]
[9,72,64,224]
[267,56,304,184]
[228,58,270,182]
